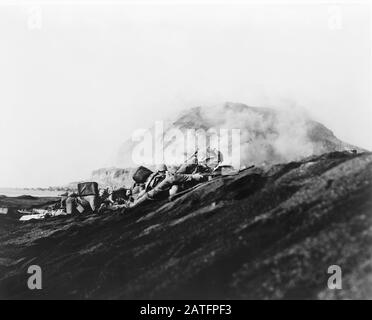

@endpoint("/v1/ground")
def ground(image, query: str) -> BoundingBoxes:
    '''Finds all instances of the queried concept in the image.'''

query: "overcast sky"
[0,0,370,188]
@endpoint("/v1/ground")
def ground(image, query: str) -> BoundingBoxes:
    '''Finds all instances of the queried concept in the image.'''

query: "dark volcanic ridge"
[1,151,372,299]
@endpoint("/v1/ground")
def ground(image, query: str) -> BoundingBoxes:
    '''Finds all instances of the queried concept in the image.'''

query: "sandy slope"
[0,151,371,299]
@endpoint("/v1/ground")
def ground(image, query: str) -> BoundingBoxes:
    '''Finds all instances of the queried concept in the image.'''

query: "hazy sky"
[0,0,371,188]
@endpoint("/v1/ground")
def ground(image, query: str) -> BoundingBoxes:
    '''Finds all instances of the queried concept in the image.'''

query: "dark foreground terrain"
[1,151,372,299]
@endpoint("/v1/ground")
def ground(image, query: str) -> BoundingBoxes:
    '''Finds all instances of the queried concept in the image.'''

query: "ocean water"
[0,188,61,198]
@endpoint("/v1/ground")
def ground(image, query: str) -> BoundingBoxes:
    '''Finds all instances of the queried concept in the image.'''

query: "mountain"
[117,102,362,169]
[1,151,371,299]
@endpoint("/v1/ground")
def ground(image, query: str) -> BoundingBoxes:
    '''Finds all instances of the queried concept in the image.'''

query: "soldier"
[129,148,223,209]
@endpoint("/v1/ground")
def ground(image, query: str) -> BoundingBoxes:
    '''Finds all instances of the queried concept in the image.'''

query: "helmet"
[156,164,168,172]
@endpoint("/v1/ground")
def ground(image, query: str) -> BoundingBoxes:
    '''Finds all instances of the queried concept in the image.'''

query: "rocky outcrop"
[90,167,137,188]
[0,151,371,299]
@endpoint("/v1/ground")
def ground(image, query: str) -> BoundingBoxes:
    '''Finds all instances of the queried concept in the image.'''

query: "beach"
[0,193,60,214]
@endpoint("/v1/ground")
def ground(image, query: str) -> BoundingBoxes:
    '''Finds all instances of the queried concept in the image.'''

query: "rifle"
[201,165,255,177]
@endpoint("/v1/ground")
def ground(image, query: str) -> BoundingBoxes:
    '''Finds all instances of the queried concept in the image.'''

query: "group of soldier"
[61,148,224,214]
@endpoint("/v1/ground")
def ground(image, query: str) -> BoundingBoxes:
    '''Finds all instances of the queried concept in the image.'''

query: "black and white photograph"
[0,0,371,305]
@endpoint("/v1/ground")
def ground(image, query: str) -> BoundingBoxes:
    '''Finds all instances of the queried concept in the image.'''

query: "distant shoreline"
[0,188,63,198]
